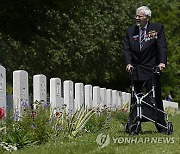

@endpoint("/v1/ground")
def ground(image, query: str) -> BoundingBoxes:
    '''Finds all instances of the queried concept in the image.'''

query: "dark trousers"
[133,76,166,131]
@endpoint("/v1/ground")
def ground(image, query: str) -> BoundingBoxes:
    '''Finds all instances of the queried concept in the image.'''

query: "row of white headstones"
[0,65,131,118]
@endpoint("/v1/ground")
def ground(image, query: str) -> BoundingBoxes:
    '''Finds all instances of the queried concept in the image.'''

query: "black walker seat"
[124,67,173,135]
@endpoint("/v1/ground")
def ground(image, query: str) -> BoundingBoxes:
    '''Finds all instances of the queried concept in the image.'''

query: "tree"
[0,0,142,92]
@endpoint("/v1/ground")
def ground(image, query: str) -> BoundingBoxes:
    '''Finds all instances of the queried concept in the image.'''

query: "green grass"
[10,113,180,154]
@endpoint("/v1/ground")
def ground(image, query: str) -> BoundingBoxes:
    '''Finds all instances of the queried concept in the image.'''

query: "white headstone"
[93,86,100,108]
[13,70,29,119]
[112,90,117,109]
[121,92,126,105]
[100,88,106,108]
[163,100,179,109]
[106,89,112,108]
[0,65,6,115]
[64,80,74,115]
[75,83,84,111]
[33,74,47,106]
[117,91,122,108]
[85,85,92,108]
[126,93,131,105]
[119,91,123,107]
[50,78,62,113]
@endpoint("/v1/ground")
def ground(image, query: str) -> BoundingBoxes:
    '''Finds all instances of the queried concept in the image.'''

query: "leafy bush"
[111,109,129,125]
[6,132,37,149]
[0,102,96,152]
[0,100,132,152]
[52,105,95,138]
[4,106,53,147]
[85,111,111,133]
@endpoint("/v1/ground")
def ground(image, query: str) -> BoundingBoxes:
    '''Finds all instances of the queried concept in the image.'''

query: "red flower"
[56,112,61,117]
[31,111,36,118]
[121,108,126,113]
[0,107,5,120]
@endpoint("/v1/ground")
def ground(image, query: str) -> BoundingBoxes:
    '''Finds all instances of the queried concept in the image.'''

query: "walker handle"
[154,66,161,75]
[129,67,134,75]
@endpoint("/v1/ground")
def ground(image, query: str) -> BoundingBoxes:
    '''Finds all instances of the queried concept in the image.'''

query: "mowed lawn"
[12,113,180,154]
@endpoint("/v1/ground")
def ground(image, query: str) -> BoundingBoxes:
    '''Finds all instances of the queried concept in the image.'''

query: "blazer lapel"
[133,26,140,51]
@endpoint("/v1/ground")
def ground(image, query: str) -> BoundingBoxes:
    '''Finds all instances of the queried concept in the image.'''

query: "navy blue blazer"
[123,22,167,80]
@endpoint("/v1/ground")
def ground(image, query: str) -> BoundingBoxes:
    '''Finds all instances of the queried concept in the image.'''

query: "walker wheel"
[129,123,141,135]
[167,122,173,135]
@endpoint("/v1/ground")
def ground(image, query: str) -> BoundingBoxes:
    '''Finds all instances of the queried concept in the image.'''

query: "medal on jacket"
[145,30,158,41]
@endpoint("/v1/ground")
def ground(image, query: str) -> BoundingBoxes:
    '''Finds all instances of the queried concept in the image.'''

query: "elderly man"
[123,6,167,133]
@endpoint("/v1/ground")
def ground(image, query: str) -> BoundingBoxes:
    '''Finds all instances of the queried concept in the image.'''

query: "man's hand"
[158,63,166,71]
[126,64,133,71]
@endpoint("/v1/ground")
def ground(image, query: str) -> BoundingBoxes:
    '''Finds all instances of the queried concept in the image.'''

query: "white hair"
[136,6,151,17]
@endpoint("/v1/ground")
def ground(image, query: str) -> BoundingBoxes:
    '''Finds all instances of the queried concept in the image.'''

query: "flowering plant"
[121,101,130,113]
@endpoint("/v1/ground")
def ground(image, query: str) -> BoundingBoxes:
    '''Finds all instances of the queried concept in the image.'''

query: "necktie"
[140,28,145,50]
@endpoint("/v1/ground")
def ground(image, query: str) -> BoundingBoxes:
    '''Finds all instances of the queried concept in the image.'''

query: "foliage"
[0,0,141,92]
[85,107,129,133]
[1,101,179,153]
[0,102,96,151]
[6,132,37,149]
[0,0,179,101]
[4,106,53,147]
[111,109,129,125]
[11,112,180,154]
[1,0,179,100]
[51,104,95,138]
[0,0,82,44]
[69,106,95,137]
[85,111,111,133]
[0,126,6,132]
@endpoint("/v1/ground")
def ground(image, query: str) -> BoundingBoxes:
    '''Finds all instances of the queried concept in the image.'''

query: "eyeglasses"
[135,15,145,19]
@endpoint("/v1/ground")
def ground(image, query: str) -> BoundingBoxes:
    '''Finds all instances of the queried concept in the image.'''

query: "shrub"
[111,109,129,125]
[85,111,111,133]
[1,101,96,152]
